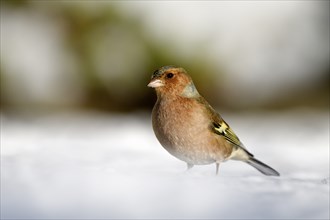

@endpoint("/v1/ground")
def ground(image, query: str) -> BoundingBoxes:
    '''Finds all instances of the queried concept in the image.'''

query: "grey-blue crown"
[152,65,177,79]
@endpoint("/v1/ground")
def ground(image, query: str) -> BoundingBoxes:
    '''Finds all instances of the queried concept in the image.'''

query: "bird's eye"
[166,73,174,78]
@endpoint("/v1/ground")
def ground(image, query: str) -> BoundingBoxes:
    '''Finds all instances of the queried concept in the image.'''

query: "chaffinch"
[148,66,279,176]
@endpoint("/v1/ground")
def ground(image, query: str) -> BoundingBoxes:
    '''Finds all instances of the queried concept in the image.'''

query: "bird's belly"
[153,120,217,165]
[152,98,230,165]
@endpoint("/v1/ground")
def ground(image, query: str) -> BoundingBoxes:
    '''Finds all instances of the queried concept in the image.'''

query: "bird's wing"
[195,96,250,152]
[212,120,242,148]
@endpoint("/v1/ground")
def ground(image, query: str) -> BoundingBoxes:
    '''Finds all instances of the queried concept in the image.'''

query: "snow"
[1,110,329,219]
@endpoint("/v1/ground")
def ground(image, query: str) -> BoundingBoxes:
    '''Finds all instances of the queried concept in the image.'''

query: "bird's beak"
[147,79,164,88]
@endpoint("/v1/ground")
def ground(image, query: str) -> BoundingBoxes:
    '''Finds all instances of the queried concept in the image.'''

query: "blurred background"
[1,0,329,113]
[1,1,329,219]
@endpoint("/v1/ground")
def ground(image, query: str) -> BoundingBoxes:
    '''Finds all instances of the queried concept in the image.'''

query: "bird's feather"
[212,121,242,147]
[195,96,244,148]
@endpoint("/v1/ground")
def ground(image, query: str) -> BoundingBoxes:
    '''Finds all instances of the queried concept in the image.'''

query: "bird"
[147,65,280,176]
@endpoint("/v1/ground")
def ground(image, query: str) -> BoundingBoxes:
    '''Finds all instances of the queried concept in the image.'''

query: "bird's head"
[148,66,200,98]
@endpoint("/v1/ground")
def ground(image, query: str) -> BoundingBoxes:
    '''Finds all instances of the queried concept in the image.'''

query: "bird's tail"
[246,157,280,176]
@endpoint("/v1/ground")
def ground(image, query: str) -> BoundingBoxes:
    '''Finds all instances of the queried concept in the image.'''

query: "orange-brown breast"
[152,96,233,165]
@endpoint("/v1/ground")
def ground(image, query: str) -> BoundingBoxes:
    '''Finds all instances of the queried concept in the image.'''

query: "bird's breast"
[152,97,218,164]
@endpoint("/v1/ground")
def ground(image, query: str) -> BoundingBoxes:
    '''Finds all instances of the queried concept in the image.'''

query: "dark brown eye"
[166,73,174,78]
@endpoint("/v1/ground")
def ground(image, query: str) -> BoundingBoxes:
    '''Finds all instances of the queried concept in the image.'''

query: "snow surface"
[1,110,329,219]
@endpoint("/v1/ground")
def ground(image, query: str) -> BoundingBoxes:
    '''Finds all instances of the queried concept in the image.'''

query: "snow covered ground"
[1,109,329,219]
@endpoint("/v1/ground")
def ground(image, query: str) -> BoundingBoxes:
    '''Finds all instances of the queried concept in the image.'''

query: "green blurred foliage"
[0,0,221,112]
[0,0,328,113]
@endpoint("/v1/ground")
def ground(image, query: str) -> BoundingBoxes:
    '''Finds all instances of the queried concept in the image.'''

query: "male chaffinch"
[148,66,280,176]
